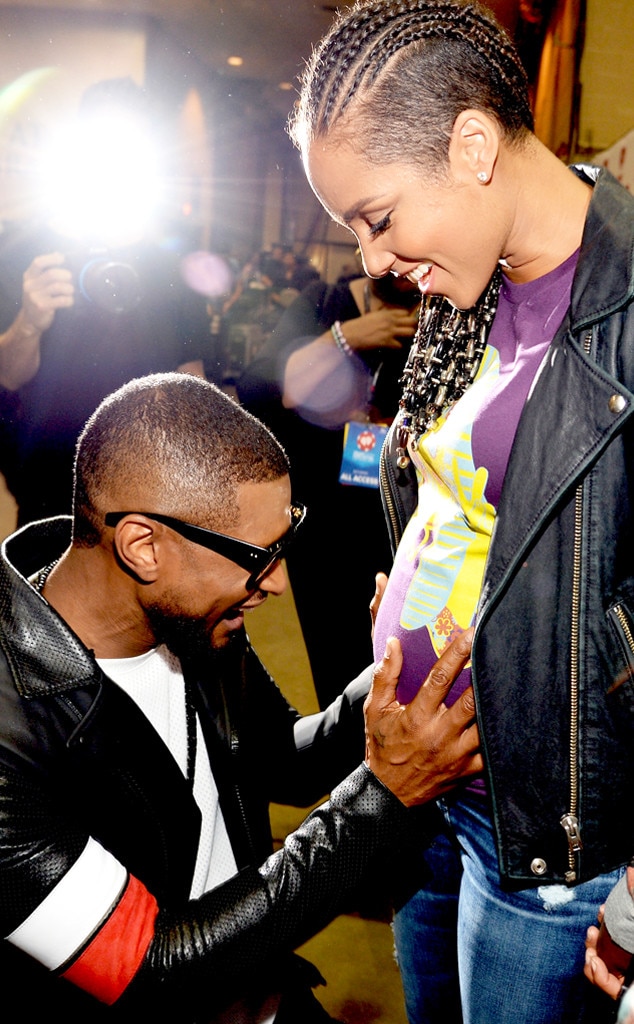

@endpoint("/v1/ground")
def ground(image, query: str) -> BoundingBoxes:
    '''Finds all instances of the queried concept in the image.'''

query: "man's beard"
[145,603,219,659]
[144,597,254,659]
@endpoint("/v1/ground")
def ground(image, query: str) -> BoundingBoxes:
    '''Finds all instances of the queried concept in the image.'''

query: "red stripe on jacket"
[62,874,159,1004]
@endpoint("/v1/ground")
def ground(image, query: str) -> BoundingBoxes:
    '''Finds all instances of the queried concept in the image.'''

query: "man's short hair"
[73,372,289,547]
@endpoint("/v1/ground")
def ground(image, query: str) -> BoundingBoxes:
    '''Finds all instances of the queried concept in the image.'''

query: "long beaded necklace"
[395,267,502,468]
[33,560,58,593]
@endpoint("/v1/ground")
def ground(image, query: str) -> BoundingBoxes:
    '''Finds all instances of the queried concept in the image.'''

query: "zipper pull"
[560,813,583,883]
[561,813,583,851]
[396,421,411,469]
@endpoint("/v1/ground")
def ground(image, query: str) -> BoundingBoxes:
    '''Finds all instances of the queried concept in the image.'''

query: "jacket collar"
[0,517,99,698]
[569,164,634,330]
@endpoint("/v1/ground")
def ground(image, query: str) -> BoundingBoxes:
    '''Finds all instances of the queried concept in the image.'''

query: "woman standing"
[289,2,634,1022]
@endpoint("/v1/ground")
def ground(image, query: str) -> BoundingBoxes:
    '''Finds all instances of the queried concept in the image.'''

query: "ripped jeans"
[392,792,623,1024]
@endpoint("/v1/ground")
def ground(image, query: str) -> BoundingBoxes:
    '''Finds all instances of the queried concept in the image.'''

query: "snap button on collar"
[609,394,627,414]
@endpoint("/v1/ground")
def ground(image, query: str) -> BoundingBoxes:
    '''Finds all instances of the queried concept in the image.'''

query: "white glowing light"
[38,111,163,245]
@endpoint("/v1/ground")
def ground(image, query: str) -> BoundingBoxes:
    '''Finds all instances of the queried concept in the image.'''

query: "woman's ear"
[112,517,162,584]
[449,109,500,185]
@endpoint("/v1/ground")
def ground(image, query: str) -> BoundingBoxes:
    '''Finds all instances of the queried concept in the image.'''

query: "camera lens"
[78,258,141,315]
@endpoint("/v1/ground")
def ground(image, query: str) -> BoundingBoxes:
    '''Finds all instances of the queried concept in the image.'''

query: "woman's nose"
[358,243,393,280]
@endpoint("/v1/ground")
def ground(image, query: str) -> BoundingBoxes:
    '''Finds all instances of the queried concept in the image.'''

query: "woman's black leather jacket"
[381,166,634,888]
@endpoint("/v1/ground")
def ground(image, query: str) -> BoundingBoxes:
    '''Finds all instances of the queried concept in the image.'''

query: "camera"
[69,249,142,315]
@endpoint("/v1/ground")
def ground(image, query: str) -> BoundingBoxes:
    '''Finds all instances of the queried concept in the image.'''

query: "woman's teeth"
[407,263,433,289]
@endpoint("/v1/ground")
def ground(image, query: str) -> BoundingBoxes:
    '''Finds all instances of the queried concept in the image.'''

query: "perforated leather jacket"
[381,165,634,889]
[0,516,412,1020]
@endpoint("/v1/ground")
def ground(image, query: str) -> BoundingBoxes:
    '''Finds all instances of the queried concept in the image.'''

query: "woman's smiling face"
[306,135,504,311]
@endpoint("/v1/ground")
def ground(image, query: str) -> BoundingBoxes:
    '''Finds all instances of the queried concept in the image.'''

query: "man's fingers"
[459,720,482,760]
[434,712,482,774]
[370,572,388,637]
[364,636,403,717]
[374,571,388,604]
[364,630,485,805]
[449,682,477,722]
[412,627,474,713]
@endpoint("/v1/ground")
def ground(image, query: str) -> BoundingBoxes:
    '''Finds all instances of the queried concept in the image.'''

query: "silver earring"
[477,171,488,183]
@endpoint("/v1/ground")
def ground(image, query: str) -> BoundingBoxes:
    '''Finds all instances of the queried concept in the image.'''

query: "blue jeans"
[392,793,623,1024]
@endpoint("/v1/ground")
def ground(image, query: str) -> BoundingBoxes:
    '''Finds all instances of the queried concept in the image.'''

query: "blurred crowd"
[213,243,323,383]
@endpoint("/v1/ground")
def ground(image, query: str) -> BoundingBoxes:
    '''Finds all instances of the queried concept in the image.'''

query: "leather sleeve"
[210,635,370,808]
[0,753,419,1016]
[279,664,372,805]
[0,762,88,932]
[123,764,414,1015]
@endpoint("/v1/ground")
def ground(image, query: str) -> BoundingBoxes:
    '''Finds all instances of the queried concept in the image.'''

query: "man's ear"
[112,518,162,584]
[449,109,500,184]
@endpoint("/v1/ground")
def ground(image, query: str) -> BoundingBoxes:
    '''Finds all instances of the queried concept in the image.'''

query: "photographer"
[0,78,211,525]
[0,233,209,525]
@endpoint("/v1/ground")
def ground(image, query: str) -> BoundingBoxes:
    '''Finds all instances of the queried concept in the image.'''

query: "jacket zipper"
[223,665,257,863]
[230,721,253,852]
[607,602,634,695]
[561,481,583,881]
[613,604,634,658]
[56,693,91,746]
[379,442,403,550]
[560,330,593,882]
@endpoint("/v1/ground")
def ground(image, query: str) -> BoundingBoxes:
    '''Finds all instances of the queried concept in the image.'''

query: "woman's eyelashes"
[368,212,392,237]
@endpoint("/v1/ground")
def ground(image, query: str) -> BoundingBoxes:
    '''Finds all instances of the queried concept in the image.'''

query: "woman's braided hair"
[289,0,533,171]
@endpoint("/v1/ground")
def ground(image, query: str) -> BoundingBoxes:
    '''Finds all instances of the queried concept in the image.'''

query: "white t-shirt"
[98,644,281,1022]
[97,644,237,896]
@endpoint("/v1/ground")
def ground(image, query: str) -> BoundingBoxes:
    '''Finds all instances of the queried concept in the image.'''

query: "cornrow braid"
[339,4,531,125]
[290,0,533,169]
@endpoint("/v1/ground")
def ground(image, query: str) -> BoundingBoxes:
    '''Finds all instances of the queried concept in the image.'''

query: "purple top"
[373,252,578,792]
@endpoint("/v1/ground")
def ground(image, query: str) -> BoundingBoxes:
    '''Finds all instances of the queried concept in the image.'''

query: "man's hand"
[364,628,482,806]
[369,571,388,641]
[22,252,74,333]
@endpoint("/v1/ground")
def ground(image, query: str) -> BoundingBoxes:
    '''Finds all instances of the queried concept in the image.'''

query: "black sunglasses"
[105,502,306,589]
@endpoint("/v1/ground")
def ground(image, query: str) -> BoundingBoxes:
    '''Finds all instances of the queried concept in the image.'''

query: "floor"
[0,475,408,1023]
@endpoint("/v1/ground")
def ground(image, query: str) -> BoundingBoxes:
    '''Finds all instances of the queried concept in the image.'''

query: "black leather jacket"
[0,517,413,1020]
[381,166,634,889]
